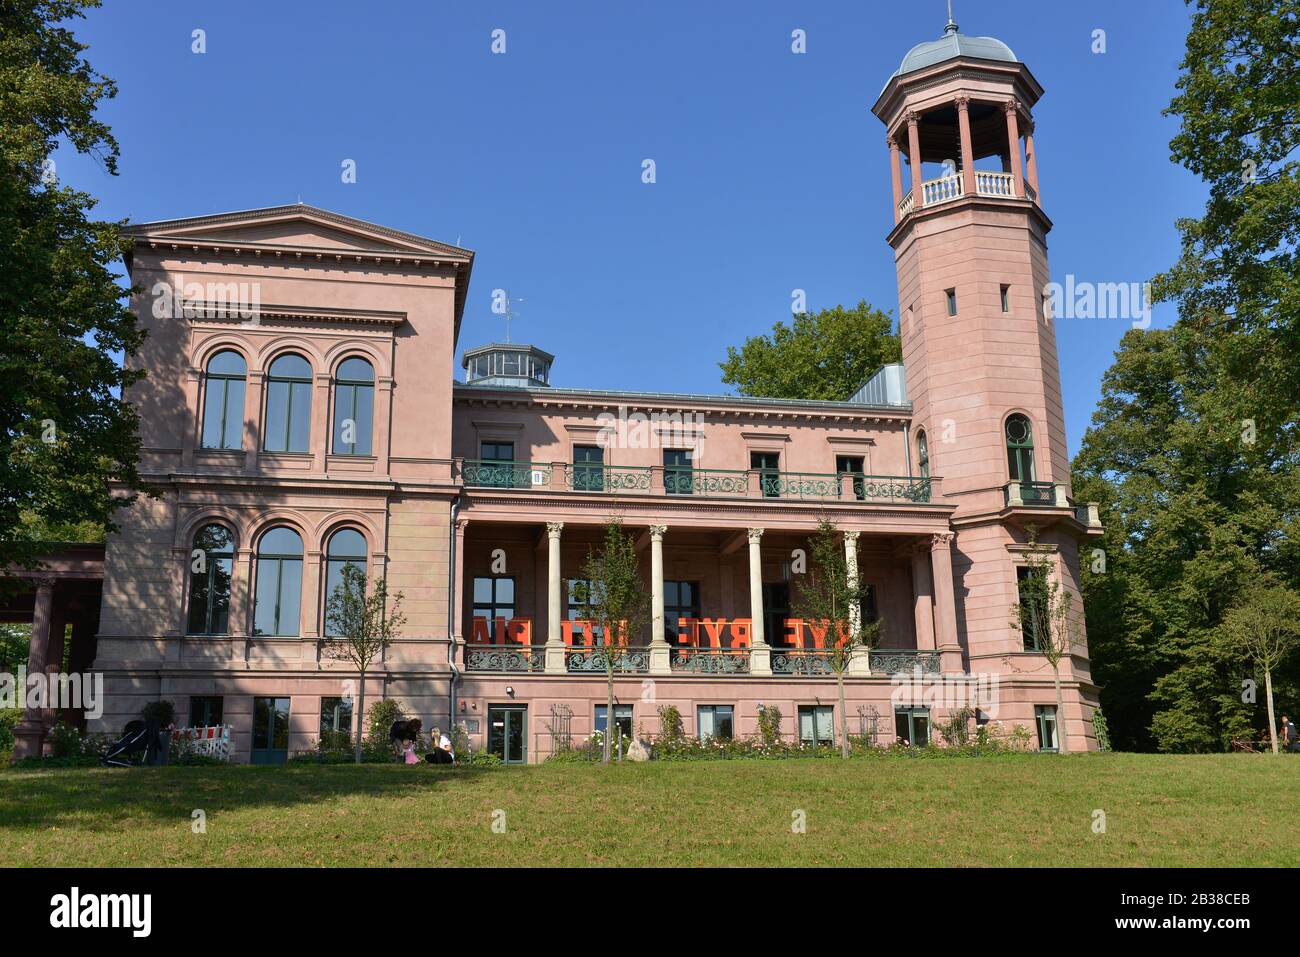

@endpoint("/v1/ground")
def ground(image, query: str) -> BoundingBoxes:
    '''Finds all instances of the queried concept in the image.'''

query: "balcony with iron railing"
[460,460,935,505]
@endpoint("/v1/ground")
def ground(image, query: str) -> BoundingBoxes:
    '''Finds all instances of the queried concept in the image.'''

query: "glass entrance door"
[487,705,528,764]
[251,696,290,764]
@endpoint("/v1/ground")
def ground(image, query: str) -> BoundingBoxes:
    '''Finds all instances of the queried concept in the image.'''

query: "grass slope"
[1,753,1295,867]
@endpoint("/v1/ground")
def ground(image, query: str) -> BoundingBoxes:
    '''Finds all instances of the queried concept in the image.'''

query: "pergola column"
[1004,100,1025,198]
[930,533,963,673]
[747,528,771,675]
[544,522,566,673]
[911,546,937,651]
[648,525,670,675]
[888,136,904,221]
[12,578,55,760]
[905,110,923,197]
[955,95,976,196]
[1024,122,1040,199]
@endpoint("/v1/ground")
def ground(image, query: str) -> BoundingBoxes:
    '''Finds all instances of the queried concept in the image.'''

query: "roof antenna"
[944,0,959,35]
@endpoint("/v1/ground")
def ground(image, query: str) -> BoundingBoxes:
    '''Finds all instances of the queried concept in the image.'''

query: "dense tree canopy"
[1074,0,1300,752]
[0,0,144,572]
[718,300,901,401]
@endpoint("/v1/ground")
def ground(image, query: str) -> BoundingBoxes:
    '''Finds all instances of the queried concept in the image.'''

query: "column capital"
[887,133,900,151]
[904,108,921,126]
[455,517,469,532]
[546,521,564,538]
[953,94,971,111]
[930,532,954,550]
[649,524,667,542]
[747,527,764,544]
[33,576,57,593]
[842,530,861,544]
[1003,98,1022,116]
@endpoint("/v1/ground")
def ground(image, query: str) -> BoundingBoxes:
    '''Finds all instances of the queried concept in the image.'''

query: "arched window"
[254,526,303,636]
[200,351,246,450]
[187,523,233,635]
[1005,414,1036,483]
[916,429,930,480]
[323,528,368,636]
[332,357,374,456]
[264,354,313,453]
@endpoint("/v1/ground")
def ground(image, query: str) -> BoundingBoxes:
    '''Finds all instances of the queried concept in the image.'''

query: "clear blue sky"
[61,0,1201,457]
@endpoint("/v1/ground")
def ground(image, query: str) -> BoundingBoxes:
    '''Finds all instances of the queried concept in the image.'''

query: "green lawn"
[0,753,1295,866]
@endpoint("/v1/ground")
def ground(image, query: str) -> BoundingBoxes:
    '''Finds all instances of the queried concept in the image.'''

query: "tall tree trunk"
[1265,668,1278,755]
[837,670,851,758]
[1053,664,1068,754]
[603,665,614,764]
[354,672,366,764]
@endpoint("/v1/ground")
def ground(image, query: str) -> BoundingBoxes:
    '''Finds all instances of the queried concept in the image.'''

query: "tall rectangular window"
[1035,705,1058,752]
[698,705,734,741]
[836,454,865,501]
[798,705,834,746]
[473,576,515,642]
[594,704,633,739]
[664,448,693,495]
[1017,566,1048,651]
[1000,284,1011,313]
[188,696,223,727]
[664,580,700,644]
[945,288,958,316]
[573,444,604,492]
[751,451,780,498]
[480,441,515,463]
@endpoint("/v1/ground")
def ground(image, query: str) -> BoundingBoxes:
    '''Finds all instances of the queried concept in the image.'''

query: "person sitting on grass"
[425,733,455,765]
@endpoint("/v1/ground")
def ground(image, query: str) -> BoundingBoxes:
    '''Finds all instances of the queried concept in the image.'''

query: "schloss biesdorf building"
[12,18,1104,762]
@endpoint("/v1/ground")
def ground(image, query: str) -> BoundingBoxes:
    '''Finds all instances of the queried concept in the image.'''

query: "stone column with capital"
[1004,100,1025,198]
[911,545,937,651]
[452,519,468,645]
[544,522,566,673]
[905,110,923,198]
[929,532,963,673]
[648,525,671,675]
[888,135,904,220]
[955,95,976,196]
[844,531,871,675]
[747,528,771,675]
[13,578,55,759]
[1024,122,1040,200]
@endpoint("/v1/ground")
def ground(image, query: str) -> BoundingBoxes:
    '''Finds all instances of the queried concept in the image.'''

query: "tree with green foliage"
[323,564,406,764]
[579,518,651,763]
[1,0,146,574]
[1074,0,1300,752]
[791,519,881,758]
[1222,583,1300,754]
[719,301,900,401]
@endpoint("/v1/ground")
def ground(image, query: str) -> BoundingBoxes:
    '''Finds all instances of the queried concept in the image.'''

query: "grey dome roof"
[892,28,1017,80]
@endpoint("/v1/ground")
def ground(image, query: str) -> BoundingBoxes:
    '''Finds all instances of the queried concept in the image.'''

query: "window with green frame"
[200,350,246,450]
[331,356,374,455]
[1035,705,1058,752]
[472,576,515,642]
[798,705,834,746]
[320,696,354,737]
[663,448,693,495]
[1005,414,1035,483]
[186,523,233,635]
[573,444,604,491]
[264,353,313,453]
[895,707,930,746]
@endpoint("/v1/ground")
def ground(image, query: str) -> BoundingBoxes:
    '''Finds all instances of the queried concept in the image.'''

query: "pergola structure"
[1,544,105,759]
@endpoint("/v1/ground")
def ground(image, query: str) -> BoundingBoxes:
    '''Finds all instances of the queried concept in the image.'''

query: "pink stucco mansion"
[19,19,1106,762]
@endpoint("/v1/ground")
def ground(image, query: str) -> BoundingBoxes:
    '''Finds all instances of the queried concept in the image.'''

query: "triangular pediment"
[123,204,470,260]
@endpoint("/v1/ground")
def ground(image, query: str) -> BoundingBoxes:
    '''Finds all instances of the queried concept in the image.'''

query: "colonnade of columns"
[451,521,965,677]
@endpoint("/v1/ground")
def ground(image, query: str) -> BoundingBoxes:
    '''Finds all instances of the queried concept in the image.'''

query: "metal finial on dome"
[944,0,959,35]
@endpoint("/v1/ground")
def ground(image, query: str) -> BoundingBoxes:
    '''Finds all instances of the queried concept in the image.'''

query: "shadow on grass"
[0,763,504,833]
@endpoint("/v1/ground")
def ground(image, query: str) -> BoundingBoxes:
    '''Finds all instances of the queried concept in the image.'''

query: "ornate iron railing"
[764,471,840,500]
[462,460,552,489]
[1010,480,1057,506]
[567,466,654,494]
[870,649,941,675]
[670,648,751,674]
[464,643,545,672]
[565,646,650,673]
[771,648,837,675]
[851,475,932,504]
[665,467,752,497]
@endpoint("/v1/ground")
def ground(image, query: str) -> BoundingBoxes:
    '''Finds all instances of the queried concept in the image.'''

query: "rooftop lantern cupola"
[462,342,554,388]
[873,3,1044,225]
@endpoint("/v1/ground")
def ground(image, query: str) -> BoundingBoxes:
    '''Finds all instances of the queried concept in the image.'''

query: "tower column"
[905,110,922,197]
[1024,122,1040,199]
[888,136,904,220]
[747,528,771,675]
[544,522,565,673]
[955,95,976,196]
[1004,100,1025,198]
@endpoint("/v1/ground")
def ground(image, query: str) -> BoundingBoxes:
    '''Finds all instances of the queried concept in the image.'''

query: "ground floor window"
[320,696,353,740]
[895,707,930,747]
[251,696,290,765]
[594,704,633,739]
[798,705,834,746]
[188,696,223,727]
[1035,705,1058,752]
[697,704,734,740]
